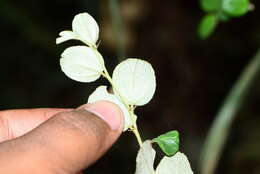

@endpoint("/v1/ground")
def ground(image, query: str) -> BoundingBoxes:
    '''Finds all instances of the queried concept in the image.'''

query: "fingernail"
[84,101,123,130]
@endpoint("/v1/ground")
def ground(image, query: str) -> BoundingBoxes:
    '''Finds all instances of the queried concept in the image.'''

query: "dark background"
[0,0,260,173]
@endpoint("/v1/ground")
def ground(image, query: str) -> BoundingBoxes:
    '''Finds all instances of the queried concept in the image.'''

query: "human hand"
[0,101,123,174]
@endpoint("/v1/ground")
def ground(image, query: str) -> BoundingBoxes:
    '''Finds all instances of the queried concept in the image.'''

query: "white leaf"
[134,141,193,174]
[56,13,99,47]
[72,13,99,47]
[60,46,104,82]
[88,86,133,131]
[56,31,78,44]
[156,152,194,174]
[112,58,156,106]
[135,140,156,174]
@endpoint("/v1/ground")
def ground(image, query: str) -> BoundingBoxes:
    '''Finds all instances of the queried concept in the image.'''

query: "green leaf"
[222,0,249,17]
[198,14,218,39]
[153,130,180,156]
[200,0,220,12]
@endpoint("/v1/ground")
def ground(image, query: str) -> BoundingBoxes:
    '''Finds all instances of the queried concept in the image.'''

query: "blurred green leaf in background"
[198,0,252,39]
[198,14,218,39]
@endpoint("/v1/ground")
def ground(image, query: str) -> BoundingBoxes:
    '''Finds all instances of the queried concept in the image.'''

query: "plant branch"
[199,48,260,174]
[102,68,143,147]
[133,124,143,147]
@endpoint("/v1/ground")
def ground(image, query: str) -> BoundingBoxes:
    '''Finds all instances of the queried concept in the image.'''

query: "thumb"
[0,101,123,174]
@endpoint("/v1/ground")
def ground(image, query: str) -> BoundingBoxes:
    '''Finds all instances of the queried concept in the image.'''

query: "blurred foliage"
[200,49,260,174]
[0,0,260,174]
[198,0,252,39]
[198,14,218,39]
[199,1,260,174]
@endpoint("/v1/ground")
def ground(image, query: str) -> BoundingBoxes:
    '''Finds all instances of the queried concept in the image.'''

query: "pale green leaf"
[56,31,78,44]
[60,46,104,82]
[88,86,133,131]
[135,141,193,174]
[112,58,156,106]
[156,152,194,174]
[135,140,156,174]
[72,13,99,47]
[56,12,99,46]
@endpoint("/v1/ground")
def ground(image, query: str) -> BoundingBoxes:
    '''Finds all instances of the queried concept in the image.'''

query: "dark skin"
[0,101,123,174]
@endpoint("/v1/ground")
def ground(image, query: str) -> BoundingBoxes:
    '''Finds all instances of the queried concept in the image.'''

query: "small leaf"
[200,0,220,12]
[112,58,156,106]
[153,130,180,156]
[56,12,99,47]
[72,13,99,47]
[222,0,249,17]
[56,31,78,44]
[60,46,104,82]
[156,152,194,174]
[88,86,133,131]
[135,140,156,174]
[198,14,218,39]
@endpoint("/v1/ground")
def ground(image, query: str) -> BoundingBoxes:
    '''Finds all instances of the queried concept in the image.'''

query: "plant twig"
[199,49,260,174]
[102,68,143,147]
